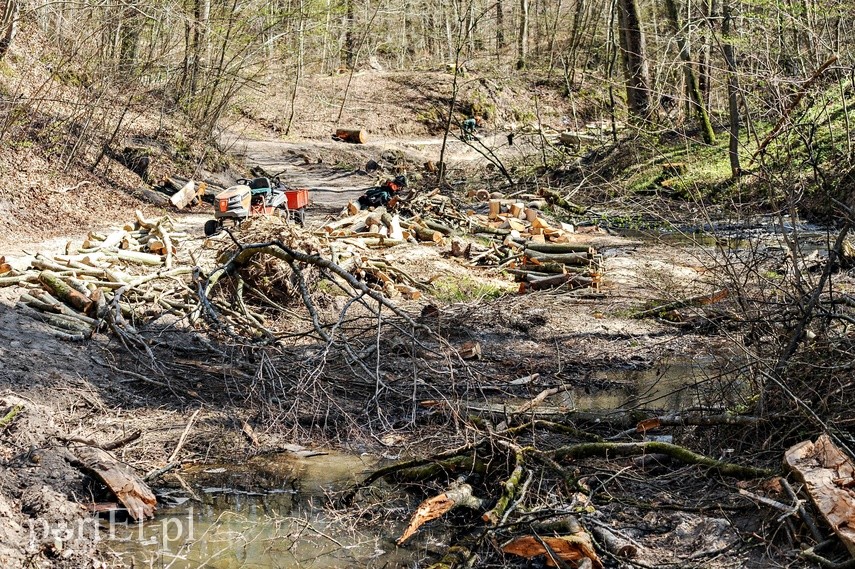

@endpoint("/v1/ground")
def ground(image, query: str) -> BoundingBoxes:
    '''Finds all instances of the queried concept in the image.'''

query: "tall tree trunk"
[344,0,355,68]
[118,2,141,73]
[496,0,505,51]
[698,0,713,110]
[664,0,716,143]
[722,0,741,176]
[615,0,652,117]
[517,0,529,69]
[0,0,20,60]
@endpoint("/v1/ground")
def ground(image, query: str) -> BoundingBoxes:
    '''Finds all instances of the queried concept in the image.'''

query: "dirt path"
[217,130,516,211]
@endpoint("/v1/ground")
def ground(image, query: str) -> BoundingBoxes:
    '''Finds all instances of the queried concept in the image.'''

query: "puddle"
[104,452,408,568]
[573,358,738,412]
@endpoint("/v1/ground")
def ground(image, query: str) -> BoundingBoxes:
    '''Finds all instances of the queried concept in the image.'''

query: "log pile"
[462,196,603,292]
[333,189,604,293]
[2,210,194,340]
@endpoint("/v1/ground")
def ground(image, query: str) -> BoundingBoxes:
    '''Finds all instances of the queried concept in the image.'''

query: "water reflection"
[106,452,407,568]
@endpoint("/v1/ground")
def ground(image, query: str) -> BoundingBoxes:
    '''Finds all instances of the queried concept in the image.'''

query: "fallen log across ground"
[633,289,730,319]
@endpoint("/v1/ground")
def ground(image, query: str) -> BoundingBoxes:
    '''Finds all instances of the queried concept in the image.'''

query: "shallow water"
[105,452,408,569]
[573,358,733,412]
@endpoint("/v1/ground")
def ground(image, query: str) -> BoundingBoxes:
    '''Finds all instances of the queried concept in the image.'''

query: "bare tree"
[721,0,741,176]
[516,0,528,68]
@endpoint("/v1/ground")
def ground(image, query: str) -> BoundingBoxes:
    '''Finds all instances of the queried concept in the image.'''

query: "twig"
[167,408,202,463]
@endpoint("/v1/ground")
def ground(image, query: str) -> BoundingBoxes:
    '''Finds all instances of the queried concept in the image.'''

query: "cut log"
[408,224,443,243]
[322,209,378,233]
[525,208,539,223]
[170,180,197,209]
[592,526,638,558]
[633,289,729,319]
[38,271,93,314]
[110,250,164,266]
[520,241,594,254]
[541,189,587,215]
[69,446,157,521]
[388,215,404,241]
[424,220,453,235]
[137,187,170,207]
[470,222,510,236]
[525,250,591,266]
[785,434,855,557]
[335,128,367,144]
[489,199,501,220]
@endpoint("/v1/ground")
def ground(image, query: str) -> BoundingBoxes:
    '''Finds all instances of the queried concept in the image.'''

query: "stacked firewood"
[321,207,454,248]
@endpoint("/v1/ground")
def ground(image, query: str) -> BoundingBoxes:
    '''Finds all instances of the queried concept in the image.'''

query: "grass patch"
[430,276,513,303]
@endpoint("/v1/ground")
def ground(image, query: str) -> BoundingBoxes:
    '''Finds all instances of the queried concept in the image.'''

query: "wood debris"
[3,210,192,340]
[785,434,855,557]
[502,516,604,568]
[397,481,485,545]
[69,446,157,521]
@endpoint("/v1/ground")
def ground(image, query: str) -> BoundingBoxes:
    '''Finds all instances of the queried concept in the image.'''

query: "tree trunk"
[190,0,210,94]
[496,0,505,51]
[698,0,714,109]
[344,0,355,68]
[722,0,741,177]
[516,0,529,69]
[663,0,716,144]
[0,0,20,60]
[615,0,652,117]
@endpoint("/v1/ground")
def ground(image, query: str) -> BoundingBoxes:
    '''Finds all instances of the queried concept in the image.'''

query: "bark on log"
[109,250,164,266]
[483,452,525,525]
[541,189,588,215]
[524,250,591,266]
[137,187,170,207]
[69,446,157,521]
[335,128,367,144]
[38,271,93,314]
[633,289,729,319]
[522,274,594,290]
[518,240,594,254]
[592,526,638,558]
[424,220,454,235]
[470,222,510,236]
